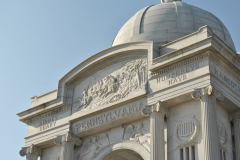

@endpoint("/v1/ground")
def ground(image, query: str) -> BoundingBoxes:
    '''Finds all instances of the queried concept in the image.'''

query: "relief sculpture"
[75,59,147,112]
[123,119,150,151]
[79,134,109,160]
[217,121,228,150]
[174,115,200,147]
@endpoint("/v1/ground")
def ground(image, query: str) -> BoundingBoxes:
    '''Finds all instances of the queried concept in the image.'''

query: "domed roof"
[112,1,236,51]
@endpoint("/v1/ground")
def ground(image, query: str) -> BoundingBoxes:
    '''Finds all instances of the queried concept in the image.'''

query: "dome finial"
[161,0,182,3]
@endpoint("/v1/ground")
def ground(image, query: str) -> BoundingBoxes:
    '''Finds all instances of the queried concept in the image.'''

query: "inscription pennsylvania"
[75,102,143,132]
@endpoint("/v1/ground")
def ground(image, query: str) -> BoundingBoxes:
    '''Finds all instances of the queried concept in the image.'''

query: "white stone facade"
[17,1,240,160]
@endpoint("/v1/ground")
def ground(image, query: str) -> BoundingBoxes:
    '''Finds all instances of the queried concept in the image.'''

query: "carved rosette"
[54,132,82,146]
[19,144,42,157]
[142,101,169,117]
[192,84,225,101]
[174,116,200,147]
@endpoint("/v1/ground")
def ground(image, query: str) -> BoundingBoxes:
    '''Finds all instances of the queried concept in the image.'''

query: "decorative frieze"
[75,58,147,113]
[174,115,200,147]
[20,144,42,160]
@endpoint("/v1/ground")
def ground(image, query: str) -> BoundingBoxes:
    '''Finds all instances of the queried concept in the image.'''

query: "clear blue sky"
[0,0,239,159]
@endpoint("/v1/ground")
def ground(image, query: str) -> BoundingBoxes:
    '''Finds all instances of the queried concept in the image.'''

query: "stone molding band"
[19,144,42,157]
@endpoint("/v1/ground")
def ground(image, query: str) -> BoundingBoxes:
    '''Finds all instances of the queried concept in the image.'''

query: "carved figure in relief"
[75,58,147,112]
[217,121,228,150]
[78,87,92,110]
[123,120,150,151]
[79,134,109,160]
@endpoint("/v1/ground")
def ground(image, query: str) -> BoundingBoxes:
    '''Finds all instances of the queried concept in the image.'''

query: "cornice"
[149,26,240,73]
[17,101,65,124]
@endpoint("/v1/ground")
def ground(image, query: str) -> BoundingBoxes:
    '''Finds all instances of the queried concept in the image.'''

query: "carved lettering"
[39,115,58,131]
[156,63,198,84]
[75,102,143,132]
[214,67,240,94]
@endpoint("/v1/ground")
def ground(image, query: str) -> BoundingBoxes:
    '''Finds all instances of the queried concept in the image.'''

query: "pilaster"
[142,101,168,160]
[19,144,42,160]
[192,84,225,160]
[54,132,82,160]
[233,111,240,160]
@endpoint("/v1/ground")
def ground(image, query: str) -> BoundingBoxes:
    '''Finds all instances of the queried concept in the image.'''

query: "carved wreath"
[174,116,200,147]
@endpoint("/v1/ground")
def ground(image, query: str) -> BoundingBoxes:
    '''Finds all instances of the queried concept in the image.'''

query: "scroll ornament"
[142,101,169,117]
[19,144,42,157]
[191,84,225,101]
[54,132,82,146]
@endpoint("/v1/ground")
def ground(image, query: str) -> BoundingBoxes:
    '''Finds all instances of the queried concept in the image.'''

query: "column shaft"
[26,154,38,160]
[233,119,240,160]
[189,146,193,160]
[201,95,221,160]
[60,142,75,160]
[150,112,165,160]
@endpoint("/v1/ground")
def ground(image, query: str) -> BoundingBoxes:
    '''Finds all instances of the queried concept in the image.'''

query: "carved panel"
[174,115,200,147]
[74,58,147,113]
[78,134,110,160]
[123,119,150,151]
[217,121,228,150]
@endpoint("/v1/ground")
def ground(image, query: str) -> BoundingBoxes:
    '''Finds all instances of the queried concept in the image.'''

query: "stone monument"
[17,0,240,160]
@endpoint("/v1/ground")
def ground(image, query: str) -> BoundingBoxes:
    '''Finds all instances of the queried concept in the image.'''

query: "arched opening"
[101,149,144,160]
[93,141,150,160]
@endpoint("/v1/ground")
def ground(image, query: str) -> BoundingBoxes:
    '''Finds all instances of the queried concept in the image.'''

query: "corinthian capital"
[19,144,42,157]
[54,132,82,146]
[191,84,225,101]
[142,101,169,117]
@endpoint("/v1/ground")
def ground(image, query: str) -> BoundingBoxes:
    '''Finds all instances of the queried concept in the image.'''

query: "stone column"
[19,144,42,160]
[233,111,240,160]
[142,101,168,160]
[54,132,82,160]
[192,84,225,160]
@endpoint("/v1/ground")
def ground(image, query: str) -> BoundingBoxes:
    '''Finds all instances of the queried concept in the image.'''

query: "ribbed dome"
[112,2,236,51]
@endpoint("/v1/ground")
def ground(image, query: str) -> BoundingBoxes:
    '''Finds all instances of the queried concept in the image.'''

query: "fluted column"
[54,132,82,160]
[192,84,225,160]
[142,101,168,160]
[19,144,42,160]
[233,111,240,160]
